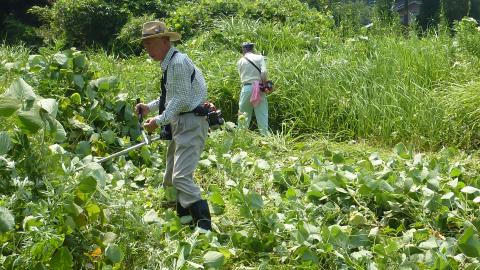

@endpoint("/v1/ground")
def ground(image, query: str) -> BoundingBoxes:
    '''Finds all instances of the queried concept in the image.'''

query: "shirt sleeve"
[154,59,192,126]
[147,99,159,112]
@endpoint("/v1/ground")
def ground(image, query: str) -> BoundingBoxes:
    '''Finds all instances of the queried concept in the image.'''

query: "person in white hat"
[135,21,212,231]
[237,42,270,135]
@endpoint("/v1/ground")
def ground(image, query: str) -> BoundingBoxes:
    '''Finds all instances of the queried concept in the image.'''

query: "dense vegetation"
[1,0,480,269]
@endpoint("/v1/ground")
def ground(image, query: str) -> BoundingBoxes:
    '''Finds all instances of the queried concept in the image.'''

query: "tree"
[375,0,395,23]
[417,0,441,30]
[442,0,470,27]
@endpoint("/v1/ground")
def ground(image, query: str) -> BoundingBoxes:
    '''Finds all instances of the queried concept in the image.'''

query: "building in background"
[393,0,423,25]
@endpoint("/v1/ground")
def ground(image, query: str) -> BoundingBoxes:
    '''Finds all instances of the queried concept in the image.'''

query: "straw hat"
[138,21,181,42]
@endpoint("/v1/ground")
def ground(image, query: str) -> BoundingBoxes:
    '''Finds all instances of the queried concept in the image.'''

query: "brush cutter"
[74,98,159,171]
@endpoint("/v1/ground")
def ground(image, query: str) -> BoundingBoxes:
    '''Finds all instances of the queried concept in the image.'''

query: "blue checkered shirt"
[147,47,207,126]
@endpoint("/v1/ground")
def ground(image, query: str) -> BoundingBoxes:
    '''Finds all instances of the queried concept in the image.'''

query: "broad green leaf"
[38,98,58,118]
[54,120,67,142]
[209,191,225,206]
[180,215,193,225]
[31,235,64,261]
[246,192,264,210]
[419,237,439,249]
[75,141,91,157]
[22,216,41,231]
[0,97,20,117]
[92,76,118,91]
[0,207,15,233]
[85,203,101,219]
[349,212,367,226]
[101,130,116,145]
[73,74,85,89]
[350,250,373,261]
[4,78,36,102]
[394,142,410,159]
[458,226,480,258]
[256,159,270,170]
[143,209,160,224]
[80,162,107,188]
[28,55,47,69]
[199,159,212,167]
[450,167,462,178]
[73,54,86,70]
[461,186,480,194]
[286,187,297,199]
[54,53,68,66]
[164,186,177,202]
[16,109,44,134]
[332,152,345,164]
[64,202,83,217]
[50,247,73,270]
[295,245,319,263]
[203,251,225,269]
[78,176,97,194]
[69,116,93,132]
[0,131,12,155]
[105,244,124,264]
[103,232,117,245]
[70,93,82,104]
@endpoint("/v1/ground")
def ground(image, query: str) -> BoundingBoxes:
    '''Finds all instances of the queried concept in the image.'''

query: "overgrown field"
[2,3,480,269]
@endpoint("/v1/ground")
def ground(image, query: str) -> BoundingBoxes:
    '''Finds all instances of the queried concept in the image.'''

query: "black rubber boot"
[176,202,190,217]
[189,199,212,231]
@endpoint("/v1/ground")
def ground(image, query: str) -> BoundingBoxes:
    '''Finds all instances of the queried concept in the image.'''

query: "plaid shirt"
[147,47,207,126]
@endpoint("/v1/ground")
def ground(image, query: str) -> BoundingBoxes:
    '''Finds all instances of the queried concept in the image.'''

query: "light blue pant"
[238,84,269,135]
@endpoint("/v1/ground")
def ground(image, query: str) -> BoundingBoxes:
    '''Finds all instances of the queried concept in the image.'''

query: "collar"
[161,47,177,71]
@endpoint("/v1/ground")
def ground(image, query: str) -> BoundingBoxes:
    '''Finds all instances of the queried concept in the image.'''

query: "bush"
[455,17,480,58]
[168,0,334,45]
[36,0,129,48]
[106,0,176,18]
[167,0,244,40]
[115,14,156,56]
[1,16,43,47]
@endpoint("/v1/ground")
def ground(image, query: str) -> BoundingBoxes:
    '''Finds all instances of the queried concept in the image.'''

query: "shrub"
[115,14,156,56]
[167,0,334,41]
[35,0,129,48]
[167,0,244,40]
[455,17,480,58]
[1,16,43,47]
[106,0,176,18]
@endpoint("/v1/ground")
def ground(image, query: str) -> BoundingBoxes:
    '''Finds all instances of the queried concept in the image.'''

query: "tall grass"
[3,16,480,150]
[183,17,480,149]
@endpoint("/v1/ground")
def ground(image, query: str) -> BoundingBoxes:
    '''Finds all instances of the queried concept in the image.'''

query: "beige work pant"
[163,113,209,208]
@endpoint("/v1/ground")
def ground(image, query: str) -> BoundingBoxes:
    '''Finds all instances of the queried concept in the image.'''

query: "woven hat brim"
[134,32,181,42]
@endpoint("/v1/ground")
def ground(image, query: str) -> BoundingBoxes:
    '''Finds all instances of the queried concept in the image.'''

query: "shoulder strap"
[160,51,179,114]
[159,51,197,115]
[244,56,261,74]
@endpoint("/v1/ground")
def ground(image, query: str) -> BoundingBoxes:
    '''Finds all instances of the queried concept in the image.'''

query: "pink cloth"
[250,81,261,107]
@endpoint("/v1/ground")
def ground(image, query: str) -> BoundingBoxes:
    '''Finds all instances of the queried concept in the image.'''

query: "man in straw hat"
[135,21,212,231]
[237,42,270,135]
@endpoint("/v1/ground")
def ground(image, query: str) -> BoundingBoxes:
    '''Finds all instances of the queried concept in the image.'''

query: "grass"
[3,20,480,151]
